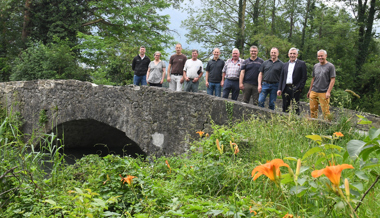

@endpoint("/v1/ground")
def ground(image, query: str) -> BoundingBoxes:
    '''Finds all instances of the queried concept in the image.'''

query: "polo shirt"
[205,58,225,83]
[241,57,264,86]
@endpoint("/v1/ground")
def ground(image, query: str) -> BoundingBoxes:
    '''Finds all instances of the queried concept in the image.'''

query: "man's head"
[270,47,279,61]
[192,49,199,60]
[139,46,146,56]
[288,48,298,62]
[317,50,327,65]
[232,48,240,60]
[175,43,182,54]
[213,48,220,60]
[250,46,258,59]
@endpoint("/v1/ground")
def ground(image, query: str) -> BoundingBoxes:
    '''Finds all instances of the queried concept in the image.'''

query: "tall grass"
[1,109,378,217]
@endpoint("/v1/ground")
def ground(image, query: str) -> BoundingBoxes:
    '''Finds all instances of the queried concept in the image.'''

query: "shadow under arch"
[51,119,146,164]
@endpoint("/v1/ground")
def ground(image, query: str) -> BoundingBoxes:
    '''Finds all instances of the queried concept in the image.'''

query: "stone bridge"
[0,80,281,157]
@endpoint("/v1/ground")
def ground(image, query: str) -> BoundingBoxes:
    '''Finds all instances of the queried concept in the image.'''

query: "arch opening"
[52,119,146,164]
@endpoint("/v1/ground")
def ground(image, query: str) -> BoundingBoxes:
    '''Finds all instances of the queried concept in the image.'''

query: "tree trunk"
[235,0,246,55]
[22,0,31,42]
[300,0,312,59]
[271,0,276,34]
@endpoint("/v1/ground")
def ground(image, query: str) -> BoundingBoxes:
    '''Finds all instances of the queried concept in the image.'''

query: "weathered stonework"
[0,80,278,156]
[0,80,378,156]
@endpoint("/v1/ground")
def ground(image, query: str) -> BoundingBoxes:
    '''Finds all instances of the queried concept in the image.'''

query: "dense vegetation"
[0,0,379,114]
[1,106,380,217]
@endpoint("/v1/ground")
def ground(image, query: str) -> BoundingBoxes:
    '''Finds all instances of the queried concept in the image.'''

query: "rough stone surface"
[0,80,378,156]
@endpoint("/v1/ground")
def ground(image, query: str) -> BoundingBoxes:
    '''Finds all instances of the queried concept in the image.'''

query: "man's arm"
[239,69,245,90]
[277,67,285,96]
[258,72,263,93]
[205,71,210,87]
[183,70,189,81]
[146,67,150,84]
[167,64,172,82]
[307,77,315,98]
[299,61,307,91]
[132,57,136,71]
[325,77,335,99]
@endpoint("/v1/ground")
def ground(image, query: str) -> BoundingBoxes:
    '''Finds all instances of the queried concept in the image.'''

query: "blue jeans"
[222,79,239,100]
[207,82,221,97]
[133,75,147,86]
[258,82,279,110]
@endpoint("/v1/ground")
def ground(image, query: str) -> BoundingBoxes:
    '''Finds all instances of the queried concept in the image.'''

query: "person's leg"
[184,80,191,92]
[231,80,240,100]
[282,85,292,113]
[309,91,319,118]
[318,92,331,119]
[169,76,176,91]
[258,82,270,108]
[141,75,147,86]
[222,79,231,99]
[133,75,140,85]
[251,85,259,105]
[207,82,214,95]
[174,75,182,91]
[192,81,199,92]
[242,83,253,103]
[293,88,301,115]
[215,83,221,97]
[268,83,278,110]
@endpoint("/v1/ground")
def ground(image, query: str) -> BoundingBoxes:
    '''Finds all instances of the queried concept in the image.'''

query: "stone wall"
[0,80,278,156]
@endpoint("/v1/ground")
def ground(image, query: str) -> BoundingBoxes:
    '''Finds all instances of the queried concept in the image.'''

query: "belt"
[226,78,239,81]
[286,84,293,87]
[263,80,277,84]
[172,74,182,76]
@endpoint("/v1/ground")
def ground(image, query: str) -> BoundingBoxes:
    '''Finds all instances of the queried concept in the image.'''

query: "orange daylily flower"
[234,144,239,155]
[165,160,170,169]
[283,213,294,218]
[230,141,239,154]
[251,159,290,182]
[119,174,137,185]
[196,131,205,137]
[249,206,257,215]
[311,164,354,187]
[333,132,344,137]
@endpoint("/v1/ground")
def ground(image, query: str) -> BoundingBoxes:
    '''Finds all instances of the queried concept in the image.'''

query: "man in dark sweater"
[132,46,151,86]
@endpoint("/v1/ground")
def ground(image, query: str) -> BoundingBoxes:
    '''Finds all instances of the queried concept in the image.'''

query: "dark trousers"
[282,85,301,115]
[222,79,239,100]
[242,83,259,105]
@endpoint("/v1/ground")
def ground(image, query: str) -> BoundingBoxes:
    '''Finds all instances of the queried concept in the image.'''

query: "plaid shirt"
[222,58,243,80]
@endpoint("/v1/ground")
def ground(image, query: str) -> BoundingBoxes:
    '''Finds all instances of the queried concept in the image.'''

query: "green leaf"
[351,182,364,191]
[284,157,298,161]
[370,170,379,176]
[298,178,307,186]
[347,140,367,160]
[355,171,369,181]
[299,166,310,174]
[281,174,294,184]
[290,186,308,196]
[302,147,323,160]
[323,144,343,151]
[360,145,379,161]
[361,163,380,170]
[369,128,380,140]
[306,135,322,144]
[44,199,57,206]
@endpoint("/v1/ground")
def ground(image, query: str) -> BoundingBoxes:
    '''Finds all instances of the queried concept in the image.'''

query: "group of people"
[131,44,336,119]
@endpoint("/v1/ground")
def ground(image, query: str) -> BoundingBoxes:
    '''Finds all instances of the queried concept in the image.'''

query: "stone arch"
[51,119,146,160]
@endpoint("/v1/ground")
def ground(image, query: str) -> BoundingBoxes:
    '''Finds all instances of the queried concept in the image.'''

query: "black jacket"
[278,59,307,92]
[132,55,151,76]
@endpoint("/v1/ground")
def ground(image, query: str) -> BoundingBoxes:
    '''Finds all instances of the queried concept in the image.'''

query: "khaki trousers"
[309,91,330,119]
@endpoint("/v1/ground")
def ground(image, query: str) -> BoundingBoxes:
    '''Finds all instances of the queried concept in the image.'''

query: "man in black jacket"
[277,48,307,115]
[132,46,151,86]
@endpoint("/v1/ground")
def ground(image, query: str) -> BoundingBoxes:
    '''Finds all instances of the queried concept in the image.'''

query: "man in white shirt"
[277,48,307,114]
[183,49,203,92]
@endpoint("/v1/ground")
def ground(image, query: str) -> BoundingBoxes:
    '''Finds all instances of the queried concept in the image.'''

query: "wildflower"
[311,164,354,188]
[333,132,344,137]
[119,174,137,185]
[283,213,294,218]
[216,139,224,154]
[165,160,172,173]
[196,130,204,137]
[251,159,290,183]
[249,206,257,215]
[234,144,239,155]
[205,133,209,137]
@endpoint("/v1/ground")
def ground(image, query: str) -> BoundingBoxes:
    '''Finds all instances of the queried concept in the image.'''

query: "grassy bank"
[1,111,379,217]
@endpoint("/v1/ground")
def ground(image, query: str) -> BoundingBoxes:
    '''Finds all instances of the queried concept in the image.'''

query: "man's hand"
[258,85,262,93]
[307,90,311,98]
[277,90,282,96]
[239,84,244,90]
[160,79,164,84]
[180,77,184,84]
[325,92,331,99]
[193,77,199,83]
[206,81,209,87]
[221,81,224,87]
[167,76,171,83]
